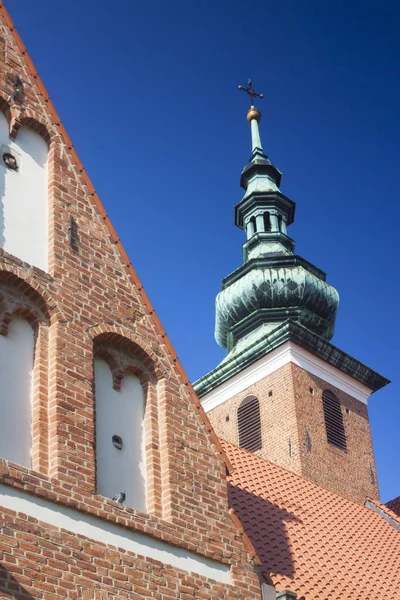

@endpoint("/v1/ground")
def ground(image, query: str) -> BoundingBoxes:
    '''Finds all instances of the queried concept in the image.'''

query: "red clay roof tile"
[222,440,400,600]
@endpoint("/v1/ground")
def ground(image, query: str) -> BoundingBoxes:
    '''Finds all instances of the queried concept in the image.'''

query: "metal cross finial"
[238,78,264,106]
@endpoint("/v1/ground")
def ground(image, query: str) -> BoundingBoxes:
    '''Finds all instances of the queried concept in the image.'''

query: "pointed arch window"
[322,390,347,451]
[238,395,262,452]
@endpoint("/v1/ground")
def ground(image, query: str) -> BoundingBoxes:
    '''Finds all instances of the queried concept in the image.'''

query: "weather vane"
[238,79,264,107]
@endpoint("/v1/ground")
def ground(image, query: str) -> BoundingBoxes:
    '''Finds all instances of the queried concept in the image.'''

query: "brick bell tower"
[193,80,389,505]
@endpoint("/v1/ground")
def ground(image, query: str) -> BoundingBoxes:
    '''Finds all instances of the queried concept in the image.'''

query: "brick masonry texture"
[0,4,261,598]
[208,361,378,504]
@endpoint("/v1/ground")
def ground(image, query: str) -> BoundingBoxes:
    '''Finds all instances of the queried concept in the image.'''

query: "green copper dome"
[215,257,339,350]
[214,98,339,354]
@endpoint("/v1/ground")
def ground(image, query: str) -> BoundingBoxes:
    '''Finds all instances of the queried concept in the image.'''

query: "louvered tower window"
[322,390,347,451]
[238,395,262,452]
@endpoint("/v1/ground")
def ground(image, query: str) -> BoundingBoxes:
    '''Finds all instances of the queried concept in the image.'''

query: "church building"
[0,3,398,600]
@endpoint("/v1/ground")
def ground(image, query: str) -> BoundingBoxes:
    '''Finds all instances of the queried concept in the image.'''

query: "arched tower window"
[0,317,34,467]
[238,395,262,452]
[0,111,48,271]
[250,215,257,234]
[322,390,347,451]
[94,356,146,511]
[277,215,283,232]
[263,212,271,232]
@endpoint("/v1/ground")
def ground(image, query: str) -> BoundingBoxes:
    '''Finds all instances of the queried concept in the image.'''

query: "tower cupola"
[194,81,389,506]
[214,81,339,355]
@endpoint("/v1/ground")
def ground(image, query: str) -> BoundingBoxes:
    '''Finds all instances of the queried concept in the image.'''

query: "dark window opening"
[322,390,347,451]
[238,395,262,452]
[263,212,271,232]
[250,216,257,233]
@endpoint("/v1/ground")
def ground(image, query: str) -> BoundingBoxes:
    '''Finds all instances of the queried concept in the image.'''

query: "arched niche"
[0,317,34,467]
[94,358,146,511]
[0,111,48,271]
[0,273,50,473]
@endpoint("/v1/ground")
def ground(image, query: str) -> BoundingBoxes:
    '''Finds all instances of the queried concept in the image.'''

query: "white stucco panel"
[95,359,146,511]
[0,317,34,467]
[0,112,48,271]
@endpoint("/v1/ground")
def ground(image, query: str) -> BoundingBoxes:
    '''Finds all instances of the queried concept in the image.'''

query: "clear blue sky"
[9,1,399,502]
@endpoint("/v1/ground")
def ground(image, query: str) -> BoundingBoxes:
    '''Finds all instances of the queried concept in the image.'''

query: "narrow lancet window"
[238,395,262,452]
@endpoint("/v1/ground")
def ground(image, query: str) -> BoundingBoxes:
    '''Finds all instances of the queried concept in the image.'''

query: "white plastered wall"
[0,317,34,467]
[0,112,48,271]
[95,359,146,511]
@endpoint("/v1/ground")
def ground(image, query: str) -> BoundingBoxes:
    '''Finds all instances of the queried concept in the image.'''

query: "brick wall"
[208,363,302,475]
[208,361,378,504]
[0,5,261,598]
[0,496,260,599]
[291,363,379,503]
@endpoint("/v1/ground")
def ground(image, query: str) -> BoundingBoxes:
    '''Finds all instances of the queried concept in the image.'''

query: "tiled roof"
[222,440,400,600]
[386,496,400,518]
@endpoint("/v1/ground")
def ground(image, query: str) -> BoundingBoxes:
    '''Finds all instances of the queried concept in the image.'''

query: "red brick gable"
[222,439,400,600]
[0,3,261,598]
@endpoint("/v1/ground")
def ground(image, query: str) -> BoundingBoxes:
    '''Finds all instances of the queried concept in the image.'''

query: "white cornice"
[201,341,372,412]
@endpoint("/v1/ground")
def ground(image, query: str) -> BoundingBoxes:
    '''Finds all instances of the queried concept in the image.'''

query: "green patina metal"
[275,592,297,600]
[193,320,389,397]
[216,106,339,351]
[193,102,389,398]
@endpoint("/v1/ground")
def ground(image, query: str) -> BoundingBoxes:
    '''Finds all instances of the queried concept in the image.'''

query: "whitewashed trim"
[0,484,231,584]
[201,341,372,412]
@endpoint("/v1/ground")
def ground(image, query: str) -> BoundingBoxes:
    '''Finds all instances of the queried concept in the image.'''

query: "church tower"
[194,81,389,505]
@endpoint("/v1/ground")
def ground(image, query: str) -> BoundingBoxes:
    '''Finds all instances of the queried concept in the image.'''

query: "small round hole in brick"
[226,415,230,422]
[112,434,123,450]
[345,408,350,414]
[268,390,273,397]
